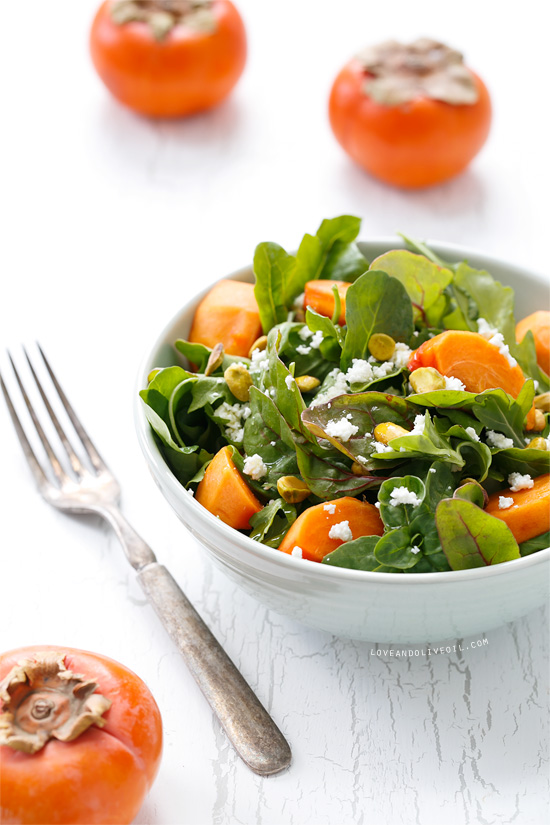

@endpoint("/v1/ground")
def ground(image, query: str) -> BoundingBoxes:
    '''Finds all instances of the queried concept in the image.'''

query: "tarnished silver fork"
[0,345,291,776]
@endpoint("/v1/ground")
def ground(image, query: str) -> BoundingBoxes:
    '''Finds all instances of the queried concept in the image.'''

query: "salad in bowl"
[139,216,550,577]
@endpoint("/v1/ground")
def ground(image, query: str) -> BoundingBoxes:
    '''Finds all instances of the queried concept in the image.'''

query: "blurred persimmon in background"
[90,0,247,118]
[329,38,492,188]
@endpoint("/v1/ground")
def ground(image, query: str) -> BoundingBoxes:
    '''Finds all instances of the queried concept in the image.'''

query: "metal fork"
[0,345,291,776]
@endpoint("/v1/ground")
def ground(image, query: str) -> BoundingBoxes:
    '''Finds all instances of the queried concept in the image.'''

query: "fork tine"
[0,367,52,491]
[37,344,108,474]
[23,347,85,478]
[7,352,67,485]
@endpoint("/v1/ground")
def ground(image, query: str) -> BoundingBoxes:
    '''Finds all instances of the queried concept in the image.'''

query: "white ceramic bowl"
[135,238,550,643]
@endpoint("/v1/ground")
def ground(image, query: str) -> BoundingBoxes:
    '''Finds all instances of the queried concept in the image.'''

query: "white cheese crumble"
[216,401,251,443]
[325,417,359,442]
[498,496,514,510]
[410,545,421,555]
[243,453,267,480]
[270,440,276,446]
[410,414,427,436]
[507,472,534,492]
[323,503,336,514]
[296,344,311,355]
[298,325,312,341]
[486,430,514,450]
[285,374,295,390]
[392,342,413,369]
[477,318,517,367]
[250,348,268,372]
[294,293,305,310]
[309,369,350,407]
[389,487,422,507]
[328,520,353,542]
[429,467,437,473]
[345,359,374,384]
[444,375,466,391]
[375,501,381,509]
[291,546,303,558]
[372,441,393,453]
[310,330,324,349]
[465,427,480,441]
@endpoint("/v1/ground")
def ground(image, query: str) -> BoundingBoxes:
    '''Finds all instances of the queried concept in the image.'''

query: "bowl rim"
[134,235,550,585]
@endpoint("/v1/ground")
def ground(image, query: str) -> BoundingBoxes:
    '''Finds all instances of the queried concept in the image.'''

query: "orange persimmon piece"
[195,446,263,529]
[278,496,384,562]
[303,280,350,326]
[189,279,262,357]
[408,330,536,428]
[485,473,550,544]
[516,311,550,375]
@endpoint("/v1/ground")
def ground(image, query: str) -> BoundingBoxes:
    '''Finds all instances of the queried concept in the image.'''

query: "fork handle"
[136,562,291,776]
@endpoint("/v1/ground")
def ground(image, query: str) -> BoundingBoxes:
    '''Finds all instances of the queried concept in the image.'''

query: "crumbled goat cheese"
[270,440,276,446]
[296,344,311,355]
[346,359,374,384]
[444,375,466,391]
[185,488,195,497]
[498,496,514,510]
[375,502,381,509]
[477,317,497,337]
[243,453,267,480]
[487,332,517,367]
[310,330,324,349]
[293,293,305,309]
[285,374,295,390]
[429,467,437,473]
[323,503,336,514]
[325,417,359,442]
[372,441,393,453]
[410,545,421,555]
[373,361,396,380]
[486,430,514,449]
[291,546,303,558]
[389,487,422,507]
[310,369,349,407]
[477,318,517,367]
[392,343,413,369]
[216,401,250,443]
[357,455,369,464]
[250,348,268,371]
[328,520,353,542]
[298,325,313,341]
[507,472,534,492]
[465,426,480,441]
[410,414,427,436]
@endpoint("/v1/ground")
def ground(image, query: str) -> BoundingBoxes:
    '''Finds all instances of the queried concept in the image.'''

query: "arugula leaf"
[490,447,550,478]
[435,498,520,569]
[174,340,250,373]
[253,242,297,333]
[519,531,550,557]
[471,389,527,448]
[322,536,393,571]
[340,270,414,369]
[370,250,453,327]
[515,330,550,392]
[249,498,297,547]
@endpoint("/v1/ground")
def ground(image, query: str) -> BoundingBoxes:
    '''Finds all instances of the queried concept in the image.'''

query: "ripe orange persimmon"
[329,38,492,188]
[0,646,163,825]
[90,0,247,118]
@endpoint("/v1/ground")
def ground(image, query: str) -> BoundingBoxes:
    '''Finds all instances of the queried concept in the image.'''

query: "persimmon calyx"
[0,652,111,754]
[110,0,216,40]
[356,38,479,106]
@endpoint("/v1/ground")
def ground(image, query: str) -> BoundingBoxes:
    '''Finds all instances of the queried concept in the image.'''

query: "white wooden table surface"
[1,2,548,823]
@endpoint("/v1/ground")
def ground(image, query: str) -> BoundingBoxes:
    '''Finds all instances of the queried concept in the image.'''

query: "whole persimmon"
[0,646,163,825]
[329,38,492,188]
[90,0,247,117]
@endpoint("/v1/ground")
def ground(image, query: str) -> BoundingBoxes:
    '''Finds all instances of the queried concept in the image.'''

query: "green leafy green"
[519,531,550,557]
[435,498,521,569]
[370,250,453,327]
[340,271,414,369]
[323,536,391,571]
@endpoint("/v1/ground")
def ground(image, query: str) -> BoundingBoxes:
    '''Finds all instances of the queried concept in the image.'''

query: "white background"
[1,1,549,823]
